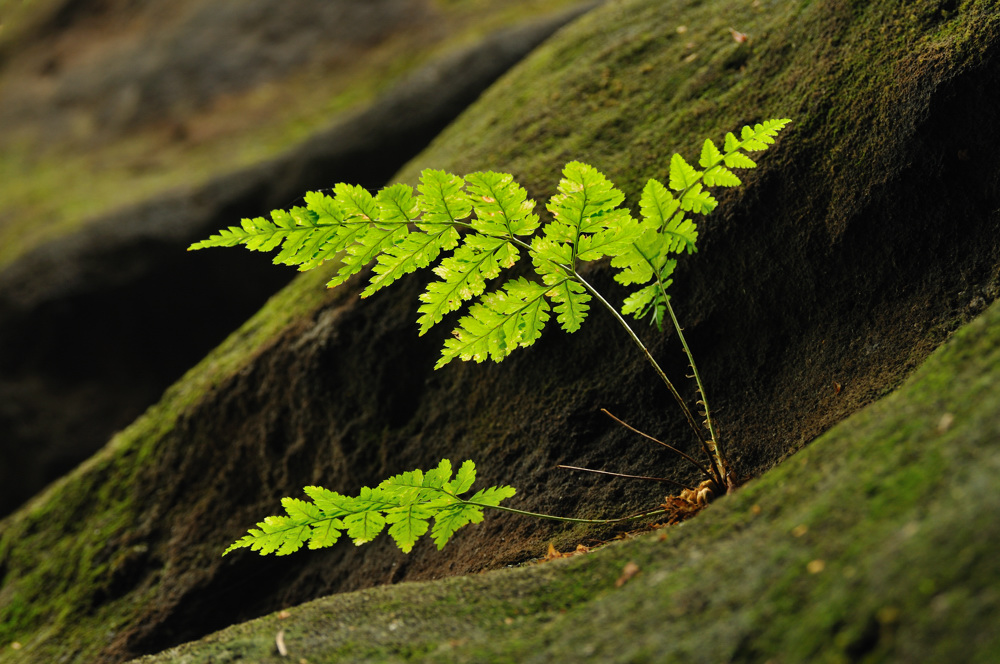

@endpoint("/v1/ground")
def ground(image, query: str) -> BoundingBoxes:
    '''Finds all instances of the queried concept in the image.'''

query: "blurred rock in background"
[0,0,598,516]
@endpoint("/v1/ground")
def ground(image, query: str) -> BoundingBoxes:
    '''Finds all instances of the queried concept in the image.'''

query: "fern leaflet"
[225,459,515,555]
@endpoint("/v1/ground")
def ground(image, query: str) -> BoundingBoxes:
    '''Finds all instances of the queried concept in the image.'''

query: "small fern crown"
[224,459,516,556]
[191,119,790,365]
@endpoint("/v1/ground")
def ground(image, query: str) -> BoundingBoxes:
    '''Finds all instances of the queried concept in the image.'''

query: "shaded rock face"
[0,0,998,663]
[0,0,429,142]
[0,6,594,517]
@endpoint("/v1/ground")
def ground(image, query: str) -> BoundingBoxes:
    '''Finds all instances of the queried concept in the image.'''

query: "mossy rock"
[0,2,594,517]
[129,290,1000,663]
[1,0,999,662]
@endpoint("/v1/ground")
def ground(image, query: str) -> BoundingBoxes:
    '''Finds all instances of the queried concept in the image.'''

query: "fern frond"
[188,207,302,253]
[616,119,791,326]
[466,171,540,238]
[437,277,554,368]
[193,119,790,364]
[224,459,515,556]
[416,235,518,334]
[544,161,629,262]
[547,279,591,333]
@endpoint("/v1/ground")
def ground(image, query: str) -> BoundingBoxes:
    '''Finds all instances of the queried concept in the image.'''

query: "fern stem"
[660,294,727,481]
[573,270,717,483]
[459,499,670,525]
[556,464,694,491]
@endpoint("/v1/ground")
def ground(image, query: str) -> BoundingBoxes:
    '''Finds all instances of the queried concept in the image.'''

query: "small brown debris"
[751,504,762,516]
[278,610,291,620]
[792,524,809,537]
[543,542,589,561]
[833,381,842,394]
[615,561,641,587]
[729,27,749,43]
[807,559,826,574]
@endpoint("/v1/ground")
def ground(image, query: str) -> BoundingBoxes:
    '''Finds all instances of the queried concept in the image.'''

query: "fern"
[225,459,516,555]
[198,119,791,553]
[192,119,789,354]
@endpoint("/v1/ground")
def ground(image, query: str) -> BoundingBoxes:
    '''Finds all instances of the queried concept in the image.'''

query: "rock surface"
[129,291,1000,663]
[0,2,595,517]
[1,0,998,662]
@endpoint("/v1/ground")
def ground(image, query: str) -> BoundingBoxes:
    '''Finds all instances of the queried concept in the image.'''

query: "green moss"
[396,0,996,223]
[126,293,1000,663]
[0,265,341,662]
[0,0,585,269]
[3,0,998,660]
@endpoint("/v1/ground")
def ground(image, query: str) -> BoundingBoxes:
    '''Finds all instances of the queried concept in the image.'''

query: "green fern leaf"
[437,277,553,368]
[468,484,518,508]
[418,169,473,226]
[195,119,790,371]
[638,178,680,231]
[343,491,389,545]
[723,131,742,154]
[621,283,657,318]
[188,207,299,253]
[445,459,478,495]
[679,183,718,214]
[328,225,407,289]
[359,171,472,297]
[416,235,518,334]
[611,177,693,292]
[385,504,433,553]
[223,497,322,557]
[308,517,346,549]
[575,214,643,261]
[431,460,511,550]
[698,138,724,169]
[638,180,698,253]
[336,182,381,220]
[548,162,626,231]
[225,459,515,555]
[423,458,454,490]
[547,279,591,333]
[660,213,698,254]
[281,202,360,271]
[545,161,629,264]
[431,503,485,550]
[364,228,459,297]
[668,153,702,192]
[702,165,742,187]
[302,485,354,515]
[723,150,757,169]
[466,171,540,238]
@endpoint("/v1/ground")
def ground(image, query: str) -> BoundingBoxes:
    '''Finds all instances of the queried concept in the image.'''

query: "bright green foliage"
[224,459,516,555]
[191,119,790,362]
[206,119,790,558]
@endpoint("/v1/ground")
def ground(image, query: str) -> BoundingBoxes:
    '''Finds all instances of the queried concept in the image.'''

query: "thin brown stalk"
[600,409,715,481]
[557,464,694,491]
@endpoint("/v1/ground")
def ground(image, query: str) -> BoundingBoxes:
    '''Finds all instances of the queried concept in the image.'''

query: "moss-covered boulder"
[130,283,1000,663]
[0,1,593,517]
[1,0,999,662]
